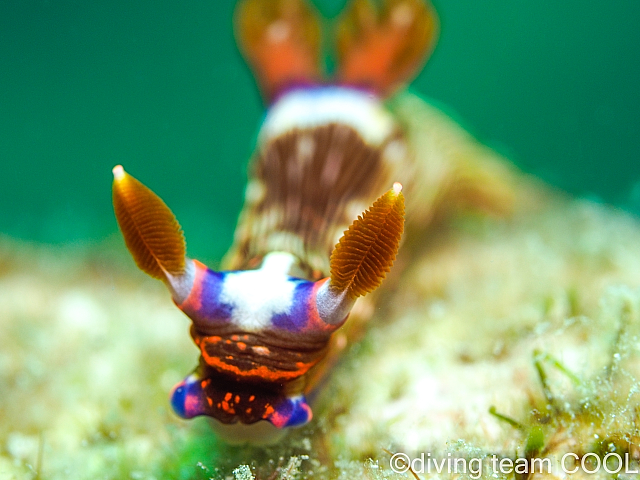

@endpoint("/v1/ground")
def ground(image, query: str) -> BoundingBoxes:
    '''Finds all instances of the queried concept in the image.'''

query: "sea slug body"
[112,0,518,443]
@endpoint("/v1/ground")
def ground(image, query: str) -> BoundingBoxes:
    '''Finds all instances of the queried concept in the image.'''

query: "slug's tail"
[335,0,438,97]
[235,0,322,102]
[112,165,186,279]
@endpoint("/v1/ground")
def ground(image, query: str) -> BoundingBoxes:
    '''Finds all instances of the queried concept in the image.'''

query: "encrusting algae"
[2,0,640,478]
[4,189,640,479]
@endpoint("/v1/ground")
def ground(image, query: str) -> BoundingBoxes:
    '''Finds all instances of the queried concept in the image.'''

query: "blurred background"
[0,0,638,264]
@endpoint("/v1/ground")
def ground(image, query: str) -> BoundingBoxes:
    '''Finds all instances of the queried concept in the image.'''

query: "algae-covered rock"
[2,191,640,479]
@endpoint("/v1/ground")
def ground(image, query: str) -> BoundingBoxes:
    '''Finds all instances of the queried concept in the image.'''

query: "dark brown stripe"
[228,123,406,277]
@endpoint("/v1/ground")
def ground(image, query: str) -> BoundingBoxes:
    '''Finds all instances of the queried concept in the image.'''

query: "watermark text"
[389,452,639,478]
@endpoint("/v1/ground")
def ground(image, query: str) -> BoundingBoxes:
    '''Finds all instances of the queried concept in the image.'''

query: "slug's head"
[235,0,438,102]
[112,166,404,431]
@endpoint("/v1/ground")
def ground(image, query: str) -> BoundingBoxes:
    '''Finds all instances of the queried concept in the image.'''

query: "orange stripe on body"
[199,344,315,382]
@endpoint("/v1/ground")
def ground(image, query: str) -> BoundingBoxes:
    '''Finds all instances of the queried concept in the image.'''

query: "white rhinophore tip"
[112,165,125,180]
[393,182,403,194]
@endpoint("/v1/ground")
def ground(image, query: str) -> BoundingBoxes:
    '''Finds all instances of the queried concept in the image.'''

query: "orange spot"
[200,379,211,388]
[237,342,247,351]
[220,400,236,415]
[263,404,275,418]
[235,395,241,404]
[225,340,232,345]
[246,408,252,414]
[249,395,255,402]
[202,335,221,344]
[207,397,213,406]
[224,392,232,401]
[231,335,240,341]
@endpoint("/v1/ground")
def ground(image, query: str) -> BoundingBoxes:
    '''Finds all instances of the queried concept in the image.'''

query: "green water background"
[1,0,638,264]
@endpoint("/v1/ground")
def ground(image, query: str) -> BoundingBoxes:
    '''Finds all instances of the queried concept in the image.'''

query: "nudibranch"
[113,0,440,442]
[113,166,404,440]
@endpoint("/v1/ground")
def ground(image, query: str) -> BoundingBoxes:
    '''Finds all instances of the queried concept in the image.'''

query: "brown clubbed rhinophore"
[112,165,186,279]
[330,183,405,299]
